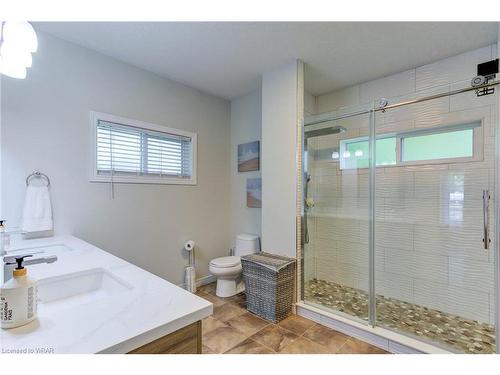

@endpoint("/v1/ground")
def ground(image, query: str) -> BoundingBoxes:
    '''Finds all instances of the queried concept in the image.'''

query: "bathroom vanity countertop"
[0,235,212,354]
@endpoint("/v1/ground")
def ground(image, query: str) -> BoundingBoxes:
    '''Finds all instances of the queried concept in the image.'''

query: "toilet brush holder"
[185,266,196,293]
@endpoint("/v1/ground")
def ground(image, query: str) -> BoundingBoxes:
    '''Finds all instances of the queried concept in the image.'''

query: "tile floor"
[196,282,389,354]
[304,279,496,354]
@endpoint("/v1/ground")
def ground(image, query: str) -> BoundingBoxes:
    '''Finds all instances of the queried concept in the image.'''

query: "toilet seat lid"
[210,256,240,268]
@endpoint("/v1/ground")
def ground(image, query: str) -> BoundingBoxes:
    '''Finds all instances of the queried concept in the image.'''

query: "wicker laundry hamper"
[241,252,296,323]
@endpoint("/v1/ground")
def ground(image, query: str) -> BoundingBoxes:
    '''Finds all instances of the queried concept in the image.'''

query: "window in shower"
[402,128,473,162]
[339,121,481,170]
[340,137,396,169]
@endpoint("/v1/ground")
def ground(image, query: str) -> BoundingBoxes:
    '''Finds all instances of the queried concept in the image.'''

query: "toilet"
[209,233,260,297]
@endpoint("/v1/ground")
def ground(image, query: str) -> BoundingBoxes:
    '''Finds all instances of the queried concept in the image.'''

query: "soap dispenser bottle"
[1,255,38,329]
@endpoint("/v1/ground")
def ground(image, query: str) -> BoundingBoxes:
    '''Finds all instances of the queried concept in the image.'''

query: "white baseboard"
[178,274,216,290]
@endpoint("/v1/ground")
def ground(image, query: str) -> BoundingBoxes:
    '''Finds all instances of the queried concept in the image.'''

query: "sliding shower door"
[302,108,373,323]
[374,86,497,353]
[302,81,498,353]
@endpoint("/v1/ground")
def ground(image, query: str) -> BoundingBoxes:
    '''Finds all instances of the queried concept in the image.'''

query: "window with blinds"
[90,112,197,184]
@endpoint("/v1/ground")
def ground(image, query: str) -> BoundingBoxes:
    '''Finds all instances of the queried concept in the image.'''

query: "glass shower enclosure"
[301,80,498,354]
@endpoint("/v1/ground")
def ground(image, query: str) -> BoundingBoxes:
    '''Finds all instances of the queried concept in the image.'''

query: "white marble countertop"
[0,235,212,354]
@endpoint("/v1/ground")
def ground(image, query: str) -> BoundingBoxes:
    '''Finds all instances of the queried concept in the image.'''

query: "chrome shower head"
[305,126,346,138]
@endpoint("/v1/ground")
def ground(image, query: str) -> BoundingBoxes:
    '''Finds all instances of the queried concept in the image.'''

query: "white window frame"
[89,111,197,185]
[339,121,483,170]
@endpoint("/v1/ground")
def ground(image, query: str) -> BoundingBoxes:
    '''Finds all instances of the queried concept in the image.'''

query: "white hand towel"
[21,185,53,233]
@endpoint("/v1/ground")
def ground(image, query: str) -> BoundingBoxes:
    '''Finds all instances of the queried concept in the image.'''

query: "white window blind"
[93,116,195,183]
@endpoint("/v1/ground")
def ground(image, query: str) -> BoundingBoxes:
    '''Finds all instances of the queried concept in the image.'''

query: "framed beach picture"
[247,178,262,208]
[238,141,260,172]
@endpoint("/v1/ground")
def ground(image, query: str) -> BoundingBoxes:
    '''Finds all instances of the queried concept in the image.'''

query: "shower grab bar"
[483,189,490,250]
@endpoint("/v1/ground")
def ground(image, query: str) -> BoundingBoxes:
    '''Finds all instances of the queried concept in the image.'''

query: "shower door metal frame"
[299,79,500,353]
[367,106,376,327]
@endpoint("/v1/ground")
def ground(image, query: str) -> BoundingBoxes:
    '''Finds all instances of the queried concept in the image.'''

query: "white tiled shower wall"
[304,44,498,324]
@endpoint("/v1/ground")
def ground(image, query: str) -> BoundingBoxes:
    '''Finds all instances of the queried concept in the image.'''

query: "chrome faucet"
[0,220,7,256]
[0,220,58,282]
[3,254,58,283]
[0,220,27,256]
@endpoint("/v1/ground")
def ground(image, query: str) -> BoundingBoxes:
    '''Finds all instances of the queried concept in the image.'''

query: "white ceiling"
[35,22,498,100]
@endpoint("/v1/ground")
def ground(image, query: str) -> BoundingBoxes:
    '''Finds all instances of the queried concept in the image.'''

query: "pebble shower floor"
[304,279,496,354]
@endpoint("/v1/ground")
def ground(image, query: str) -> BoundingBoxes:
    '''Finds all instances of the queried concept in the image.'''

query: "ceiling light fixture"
[0,21,37,79]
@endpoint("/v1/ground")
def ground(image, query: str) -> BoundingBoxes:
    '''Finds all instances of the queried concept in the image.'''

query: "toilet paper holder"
[183,240,196,293]
[184,240,195,266]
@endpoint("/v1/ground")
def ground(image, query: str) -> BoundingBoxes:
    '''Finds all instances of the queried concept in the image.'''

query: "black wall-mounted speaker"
[477,59,499,77]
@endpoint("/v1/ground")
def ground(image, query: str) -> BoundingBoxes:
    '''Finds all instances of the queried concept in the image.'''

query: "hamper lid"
[241,252,295,271]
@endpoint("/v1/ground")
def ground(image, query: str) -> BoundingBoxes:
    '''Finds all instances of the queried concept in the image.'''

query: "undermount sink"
[38,268,133,310]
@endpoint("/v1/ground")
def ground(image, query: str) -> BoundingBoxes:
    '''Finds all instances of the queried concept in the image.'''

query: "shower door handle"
[483,189,490,250]
[301,214,309,245]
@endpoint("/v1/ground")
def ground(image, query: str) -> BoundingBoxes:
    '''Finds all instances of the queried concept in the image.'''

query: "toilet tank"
[234,233,260,257]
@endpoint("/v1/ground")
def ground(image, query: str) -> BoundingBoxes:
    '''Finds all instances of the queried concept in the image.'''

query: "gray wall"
[230,89,262,243]
[0,32,231,285]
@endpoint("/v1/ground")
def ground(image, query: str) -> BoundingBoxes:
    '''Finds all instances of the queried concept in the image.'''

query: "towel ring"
[26,171,51,187]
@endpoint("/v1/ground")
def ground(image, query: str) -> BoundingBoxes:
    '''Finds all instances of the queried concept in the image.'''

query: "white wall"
[305,44,498,323]
[0,32,231,285]
[230,89,262,243]
[304,90,316,116]
[261,60,302,258]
